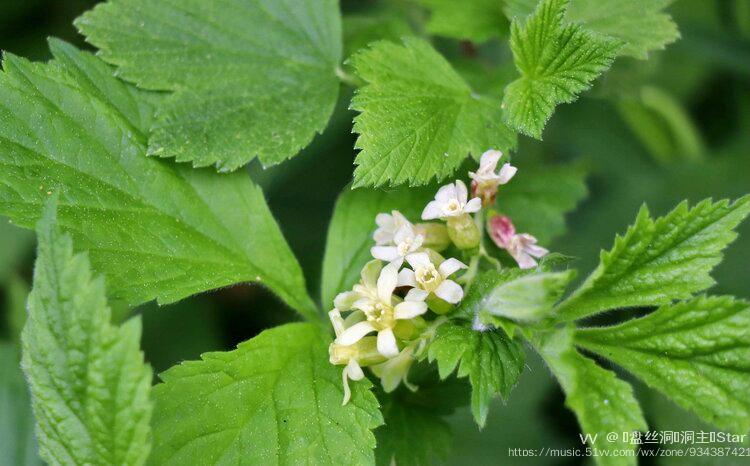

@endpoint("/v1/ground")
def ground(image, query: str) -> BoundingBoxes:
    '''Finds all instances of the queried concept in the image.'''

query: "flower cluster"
[329,150,549,404]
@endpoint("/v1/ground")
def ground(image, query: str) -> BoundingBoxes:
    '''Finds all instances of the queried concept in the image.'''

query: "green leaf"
[566,0,679,59]
[417,0,508,43]
[460,269,575,324]
[0,343,42,466]
[556,196,750,321]
[320,185,432,308]
[21,202,152,466]
[427,322,524,427]
[497,161,588,244]
[0,40,317,318]
[534,327,647,466]
[576,295,750,433]
[151,322,383,465]
[504,1,680,59]
[351,37,516,187]
[502,0,621,138]
[76,0,342,172]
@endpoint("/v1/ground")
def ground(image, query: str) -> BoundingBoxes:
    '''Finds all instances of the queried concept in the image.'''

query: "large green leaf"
[427,322,524,427]
[534,327,647,466]
[556,196,750,321]
[417,0,508,43]
[320,185,431,308]
[21,202,152,466]
[497,161,588,244]
[0,343,42,466]
[151,322,383,465]
[351,38,516,187]
[0,40,317,318]
[76,0,342,172]
[502,0,621,138]
[576,295,750,433]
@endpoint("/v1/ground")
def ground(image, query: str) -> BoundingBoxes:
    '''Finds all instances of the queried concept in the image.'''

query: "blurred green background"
[0,0,748,464]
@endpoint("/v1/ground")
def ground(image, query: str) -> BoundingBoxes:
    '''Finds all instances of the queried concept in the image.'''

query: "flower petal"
[397,268,417,287]
[393,224,414,244]
[435,183,456,203]
[341,367,352,405]
[377,328,399,357]
[412,234,424,251]
[334,290,359,311]
[405,252,431,269]
[479,150,502,172]
[455,180,468,203]
[328,309,345,336]
[434,279,464,303]
[336,321,376,345]
[421,200,443,220]
[464,197,482,213]
[497,163,517,184]
[377,262,398,302]
[405,287,429,302]
[438,258,467,277]
[346,359,365,381]
[394,300,428,319]
[371,246,399,261]
[360,260,383,289]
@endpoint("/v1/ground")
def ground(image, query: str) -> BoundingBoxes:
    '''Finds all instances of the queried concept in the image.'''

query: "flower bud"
[414,222,450,251]
[446,213,480,249]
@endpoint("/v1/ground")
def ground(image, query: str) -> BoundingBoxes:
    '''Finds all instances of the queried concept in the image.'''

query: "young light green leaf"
[76,0,342,172]
[151,323,382,465]
[503,0,538,20]
[461,269,575,324]
[427,322,524,427]
[0,344,42,466]
[566,0,679,59]
[556,196,750,321]
[0,41,317,318]
[21,202,152,466]
[351,38,516,187]
[576,295,750,433]
[321,185,432,308]
[417,0,508,43]
[498,162,588,244]
[503,0,621,138]
[534,327,647,466]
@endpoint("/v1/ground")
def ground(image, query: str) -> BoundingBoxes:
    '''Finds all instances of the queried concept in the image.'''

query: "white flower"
[371,223,424,266]
[488,215,548,269]
[373,210,412,245]
[397,252,467,304]
[370,346,417,393]
[469,150,517,190]
[421,180,482,220]
[336,263,428,357]
[328,309,367,405]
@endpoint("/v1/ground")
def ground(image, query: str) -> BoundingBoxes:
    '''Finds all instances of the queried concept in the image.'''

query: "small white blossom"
[370,223,424,266]
[397,252,467,304]
[336,263,428,357]
[328,309,367,405]
[373,210,412,245]
[469,150,517,189]
[421,180,482,220]
[488,215,548,269]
